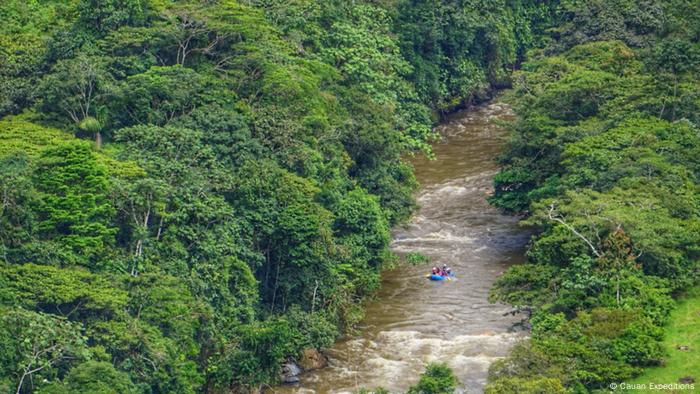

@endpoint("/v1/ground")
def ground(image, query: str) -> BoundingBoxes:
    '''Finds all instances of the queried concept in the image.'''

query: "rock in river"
[299,348,328,371]
[280,361,301,384]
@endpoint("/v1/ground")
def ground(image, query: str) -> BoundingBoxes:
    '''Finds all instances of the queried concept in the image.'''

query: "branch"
[547,203,602,258]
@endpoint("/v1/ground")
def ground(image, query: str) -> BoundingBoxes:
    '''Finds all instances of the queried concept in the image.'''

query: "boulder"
[280,361,302,384]
[299,348,328,371]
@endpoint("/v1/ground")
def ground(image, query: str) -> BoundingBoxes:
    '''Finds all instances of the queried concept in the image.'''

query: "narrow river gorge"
[278,101,530,393]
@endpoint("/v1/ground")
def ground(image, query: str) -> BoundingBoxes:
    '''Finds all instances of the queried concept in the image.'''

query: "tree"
[62,361,137,394]
[34,142,116,263]
[76,0,146,35]
[0,34,44,116]
[0,154,36,264]
[110,65,220,128]
[89,318,203,394]
[210,319,294,391]
[230,160,336,313]
[40,53,113,146]
[1,263,128,319]
[597,229,641,306]
[161,3,224,67]
[112,176,167,276]
[0,308,88,394]
[550,0,664,51]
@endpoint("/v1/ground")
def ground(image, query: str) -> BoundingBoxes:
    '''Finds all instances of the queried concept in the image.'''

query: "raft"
[427,273,454,281]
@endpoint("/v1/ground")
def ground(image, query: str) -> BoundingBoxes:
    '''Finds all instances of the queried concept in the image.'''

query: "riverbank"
[627,286,700,392]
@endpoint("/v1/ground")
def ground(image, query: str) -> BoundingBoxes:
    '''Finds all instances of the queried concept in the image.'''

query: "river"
[275,101,530,393]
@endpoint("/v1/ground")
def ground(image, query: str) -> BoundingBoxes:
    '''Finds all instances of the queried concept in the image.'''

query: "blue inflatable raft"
[427,273,455,281]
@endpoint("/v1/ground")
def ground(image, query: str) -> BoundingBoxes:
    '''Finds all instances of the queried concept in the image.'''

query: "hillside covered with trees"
[487,1,700,392]
[0,0,545,392]
[0,0,698,393]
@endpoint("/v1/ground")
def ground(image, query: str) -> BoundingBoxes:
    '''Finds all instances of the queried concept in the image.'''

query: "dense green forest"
[487,0,700,392]
[0,0,697,393]
[0,0,544,392]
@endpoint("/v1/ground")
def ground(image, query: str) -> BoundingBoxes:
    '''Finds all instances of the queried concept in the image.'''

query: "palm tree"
[78,116,103,149]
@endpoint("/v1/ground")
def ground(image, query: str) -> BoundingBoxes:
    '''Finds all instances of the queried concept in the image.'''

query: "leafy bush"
[407,363,457,394]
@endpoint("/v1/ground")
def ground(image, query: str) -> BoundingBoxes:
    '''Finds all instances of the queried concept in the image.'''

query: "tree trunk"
[311,280,319,313]
[271,262,281,313]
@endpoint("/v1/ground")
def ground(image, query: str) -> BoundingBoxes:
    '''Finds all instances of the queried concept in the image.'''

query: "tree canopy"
[1,0,698,392]
[487,3,700,390]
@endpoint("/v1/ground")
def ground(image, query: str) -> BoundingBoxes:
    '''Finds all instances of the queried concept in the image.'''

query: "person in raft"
[441,264,452,276]
[430,265,452,277]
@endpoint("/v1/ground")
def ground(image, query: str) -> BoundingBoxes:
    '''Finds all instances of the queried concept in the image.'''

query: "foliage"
[548,0,664,51]
[0,307,89,394]
[61,361,138,394]
[33,142,116,263]
[0,116,73,159]
[395,0,563,112]
[407,362,458,394]
[485,376,567,394]
[357,389,390,394]
[0,264,128,319]
[76,0,146,35]
[488,6,700,389]
[0,0,456,391]
[40,53,114,129]
[3,0,697,392]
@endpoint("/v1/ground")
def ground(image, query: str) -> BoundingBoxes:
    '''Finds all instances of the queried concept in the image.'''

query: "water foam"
[316,330,527,394]
[392,229,475,246]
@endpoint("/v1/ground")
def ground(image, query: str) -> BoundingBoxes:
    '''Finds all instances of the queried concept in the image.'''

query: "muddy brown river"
[274,101,530,393]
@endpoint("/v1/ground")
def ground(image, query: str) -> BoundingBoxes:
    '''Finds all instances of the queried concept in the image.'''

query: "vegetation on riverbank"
[360,363,458,394]
[408,363,458,394]
[487,1,700,392]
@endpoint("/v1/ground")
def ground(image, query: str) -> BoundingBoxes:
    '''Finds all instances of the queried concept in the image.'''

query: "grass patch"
[627,285,700,392]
